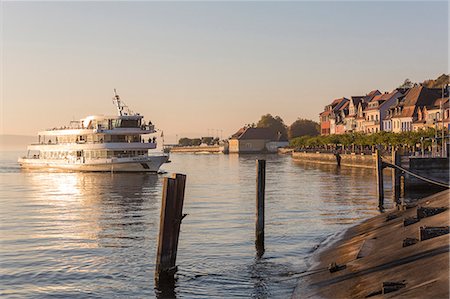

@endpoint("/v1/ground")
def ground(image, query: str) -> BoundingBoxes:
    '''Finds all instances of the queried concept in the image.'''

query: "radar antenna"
[112,89,133,116]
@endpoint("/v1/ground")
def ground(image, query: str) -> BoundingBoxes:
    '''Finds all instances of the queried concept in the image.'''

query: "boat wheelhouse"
[18,91,169,172]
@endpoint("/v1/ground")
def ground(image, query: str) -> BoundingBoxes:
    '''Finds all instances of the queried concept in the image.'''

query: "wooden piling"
[170,174,187,267]
[256,159,266,257]
[375,150,384,209]
[155,174,187,284]
[391,150,401,204]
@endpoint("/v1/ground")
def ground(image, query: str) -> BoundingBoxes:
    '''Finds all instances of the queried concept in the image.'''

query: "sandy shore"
[293,190,449,299]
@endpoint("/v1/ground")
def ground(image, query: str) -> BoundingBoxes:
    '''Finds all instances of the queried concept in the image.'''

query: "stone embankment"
[169,146,221,153]
[292,190,449,299]
[291,151,388,168]
[291,151,449,190]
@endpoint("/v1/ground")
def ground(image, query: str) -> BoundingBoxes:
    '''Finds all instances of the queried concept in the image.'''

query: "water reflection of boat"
[18,90,169,172]
[25,171,161,249]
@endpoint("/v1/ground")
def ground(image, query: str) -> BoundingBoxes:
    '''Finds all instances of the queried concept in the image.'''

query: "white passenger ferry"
[18,91,169,172]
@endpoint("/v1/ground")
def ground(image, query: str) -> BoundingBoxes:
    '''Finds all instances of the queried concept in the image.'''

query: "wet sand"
[293,190,449,299]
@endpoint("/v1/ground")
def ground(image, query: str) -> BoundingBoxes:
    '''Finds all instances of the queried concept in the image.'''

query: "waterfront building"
[355,100,368,133]
[413,97,449,131]
[228,127,288,153]
[319,97,349,135]
[363,89,404,133]
[333,100,349,134]
[387,86,443,132]
[344,96,365,133]
[356,90,382,133]
[319,85,449,135]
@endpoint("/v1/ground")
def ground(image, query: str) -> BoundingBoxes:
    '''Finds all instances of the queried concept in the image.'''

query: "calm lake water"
[0,151,432,298]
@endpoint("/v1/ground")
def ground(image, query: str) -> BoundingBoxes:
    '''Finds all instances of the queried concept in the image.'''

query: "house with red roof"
[333,100,350,134]
[413,96,449,131]
[354,90,382,133]
[319,97,349,135]
[345,96,365,133]
[363,89,404,133]
[386,86,443,133]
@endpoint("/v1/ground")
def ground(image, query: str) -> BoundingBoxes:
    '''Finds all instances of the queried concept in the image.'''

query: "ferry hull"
[18,155,169,173]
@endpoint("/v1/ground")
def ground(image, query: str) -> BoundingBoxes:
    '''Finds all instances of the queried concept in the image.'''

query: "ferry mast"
[112,89,133,116]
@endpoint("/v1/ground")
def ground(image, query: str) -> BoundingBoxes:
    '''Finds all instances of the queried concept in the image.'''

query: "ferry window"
[111,135,126,142]
[120,119,139,128]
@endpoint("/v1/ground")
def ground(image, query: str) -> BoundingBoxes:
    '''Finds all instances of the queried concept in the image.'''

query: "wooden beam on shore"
[256,159,266,257]
[155,174,187,285]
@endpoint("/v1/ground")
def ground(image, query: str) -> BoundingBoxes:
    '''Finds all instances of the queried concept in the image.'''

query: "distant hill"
[0,135,37,151]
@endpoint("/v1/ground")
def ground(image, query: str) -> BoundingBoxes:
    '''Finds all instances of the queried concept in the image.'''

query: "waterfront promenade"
[293,190,449,298]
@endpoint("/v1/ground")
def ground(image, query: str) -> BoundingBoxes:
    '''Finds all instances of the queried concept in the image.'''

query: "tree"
[178,137,192,146]
[191,138,202,146]
[201,137,214,145]
[399,78,414,89]
[178,137,202,146]
[422,74,449,89]
[256,114,288,140]
[288,118,320,139]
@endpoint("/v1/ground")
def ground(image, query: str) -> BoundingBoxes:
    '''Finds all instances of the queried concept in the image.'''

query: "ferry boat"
[18,91,169,172]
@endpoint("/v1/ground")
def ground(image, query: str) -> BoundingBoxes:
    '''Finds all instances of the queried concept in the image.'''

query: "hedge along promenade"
[289,128,445,152]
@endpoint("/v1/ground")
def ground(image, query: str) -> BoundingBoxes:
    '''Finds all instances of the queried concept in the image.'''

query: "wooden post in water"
[375,149,384,209]
[256,159,266,257]
[170,174,187,267]
[391,150,401,204]
[155,174,187,285]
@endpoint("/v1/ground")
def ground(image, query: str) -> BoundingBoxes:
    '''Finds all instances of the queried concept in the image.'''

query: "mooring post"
[256,159,266,257]
[391,150,401,204]
[155,174,187,285]
[375,149,384,209]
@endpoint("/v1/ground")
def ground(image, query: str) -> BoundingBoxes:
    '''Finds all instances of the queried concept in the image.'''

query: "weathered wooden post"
[391,150,401,204]
[170,174,187,267]
[375,149,384,209]
[155,174,187,285]
[256,159,266,257]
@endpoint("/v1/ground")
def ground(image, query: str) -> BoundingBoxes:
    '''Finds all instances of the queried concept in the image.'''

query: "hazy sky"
[1,1,448,142]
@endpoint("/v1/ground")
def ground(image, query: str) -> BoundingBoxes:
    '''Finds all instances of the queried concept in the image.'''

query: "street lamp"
[440,99,445,157]
[436,112,441,157]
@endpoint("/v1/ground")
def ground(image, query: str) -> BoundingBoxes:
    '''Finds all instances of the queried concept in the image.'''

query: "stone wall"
[406,157,449,190]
